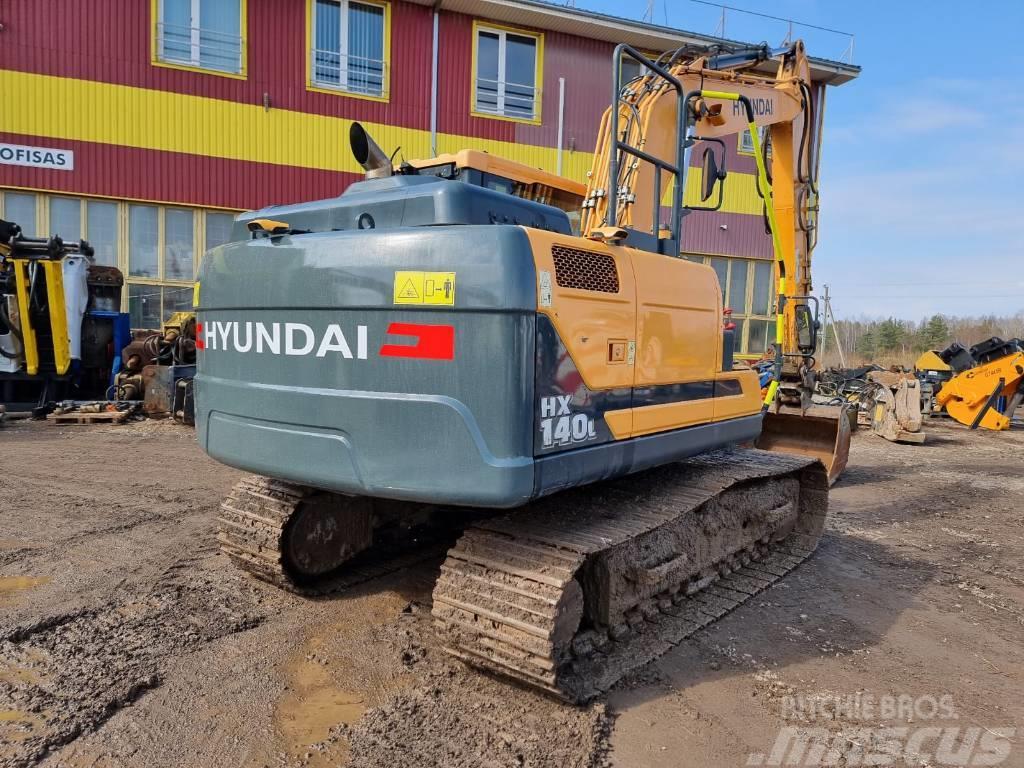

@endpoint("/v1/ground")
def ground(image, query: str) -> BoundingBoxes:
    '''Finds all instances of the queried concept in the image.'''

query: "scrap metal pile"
[813,364,925,444]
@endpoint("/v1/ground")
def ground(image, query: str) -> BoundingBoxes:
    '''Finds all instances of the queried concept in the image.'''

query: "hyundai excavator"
[196,40,841,701]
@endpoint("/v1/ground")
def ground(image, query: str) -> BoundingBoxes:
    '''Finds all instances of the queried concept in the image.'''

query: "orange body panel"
[631,250,721,386]
[407,150,586,197]
[525,229,636,393]
[524,228,763,442]
[628,399,717,437]
[713,369,764,420]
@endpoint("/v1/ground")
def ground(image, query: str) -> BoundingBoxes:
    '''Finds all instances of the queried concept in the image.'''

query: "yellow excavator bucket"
[755,404,854,486]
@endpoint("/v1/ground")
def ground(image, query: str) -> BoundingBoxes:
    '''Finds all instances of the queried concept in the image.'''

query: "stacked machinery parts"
[863,370,924,444]
[913,350,953,416]
[0,218,128,410]
[115,311,196,421]
[812,364,922,444]
[199,41,843,700]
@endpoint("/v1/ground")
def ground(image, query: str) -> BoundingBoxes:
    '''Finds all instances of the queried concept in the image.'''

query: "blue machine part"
[87,310,132,386]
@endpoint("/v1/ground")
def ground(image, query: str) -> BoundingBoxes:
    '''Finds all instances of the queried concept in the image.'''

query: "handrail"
[607,44,685,254]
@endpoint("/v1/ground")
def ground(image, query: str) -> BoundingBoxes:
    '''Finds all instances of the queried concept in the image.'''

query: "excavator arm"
[581,42,852,482]
[582,43,814,363]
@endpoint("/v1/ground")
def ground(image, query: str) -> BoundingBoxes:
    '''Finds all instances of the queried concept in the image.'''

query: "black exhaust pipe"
[349,122,393,179]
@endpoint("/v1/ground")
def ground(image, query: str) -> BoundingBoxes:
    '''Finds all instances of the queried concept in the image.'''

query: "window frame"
[619,49,660,87]
[306,0,392,103]
[737,125,772,157]
[151,0,249,80]
[1,188,238,325]
[685,252,776,357]
[471,20,544,126]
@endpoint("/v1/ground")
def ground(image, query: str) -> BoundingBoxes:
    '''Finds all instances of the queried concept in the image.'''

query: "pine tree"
[857,329,876,359]
[921,314,950,350]
[877,318,904,352]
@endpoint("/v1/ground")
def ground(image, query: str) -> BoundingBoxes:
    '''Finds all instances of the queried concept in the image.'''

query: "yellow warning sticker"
[393,271,456,306]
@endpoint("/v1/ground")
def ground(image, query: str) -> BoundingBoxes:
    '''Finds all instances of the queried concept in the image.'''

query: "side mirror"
[795,303,818,354]
[700,146,726,202]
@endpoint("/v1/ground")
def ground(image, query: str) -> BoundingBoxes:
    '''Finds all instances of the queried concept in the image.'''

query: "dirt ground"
[1,417,1022,768]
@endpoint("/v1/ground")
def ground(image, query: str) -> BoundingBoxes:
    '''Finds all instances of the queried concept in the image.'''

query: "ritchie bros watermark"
[747,694,1015,767]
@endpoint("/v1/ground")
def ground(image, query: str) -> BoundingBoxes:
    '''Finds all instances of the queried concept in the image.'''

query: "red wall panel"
[681,210,772,260]
[0,132,353,211]
[1,0,433,129]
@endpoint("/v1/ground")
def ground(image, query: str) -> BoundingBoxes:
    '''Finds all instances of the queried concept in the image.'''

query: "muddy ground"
[1,418,1021,767]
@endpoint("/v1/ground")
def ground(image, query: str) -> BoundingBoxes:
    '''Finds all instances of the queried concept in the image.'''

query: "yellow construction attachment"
[937,351,1024,430]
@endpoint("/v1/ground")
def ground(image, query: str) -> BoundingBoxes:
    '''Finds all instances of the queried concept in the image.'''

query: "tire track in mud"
[0,567,264,768]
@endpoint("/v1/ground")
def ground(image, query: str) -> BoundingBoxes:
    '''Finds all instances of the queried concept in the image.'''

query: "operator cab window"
[473,23,542,123]
[312,0,389,99]
[156,0,245,75]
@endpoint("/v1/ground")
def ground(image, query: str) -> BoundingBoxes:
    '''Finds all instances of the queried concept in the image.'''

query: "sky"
[574,0,1024,320]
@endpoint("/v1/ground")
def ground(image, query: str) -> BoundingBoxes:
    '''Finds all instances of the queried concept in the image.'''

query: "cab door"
[629,250,722,436]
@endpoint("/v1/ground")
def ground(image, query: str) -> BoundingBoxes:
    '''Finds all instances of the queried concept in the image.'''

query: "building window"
[49,197,82,242]
[694,254,775,356]
[751,260,772,316]
[128,284,195,330]
[205,212,235,253]
[2,191,38,236]
[2,190,234,326]
[747,318,771,355]
[727,258,748,314]
[473,23,542,122]
[156,0,245,75]
[164,208,195,281]
[312,0,389,98]
[86,201,118,267]
[129,205,160,278]
[739,126,771,157]
[619,52,657,86]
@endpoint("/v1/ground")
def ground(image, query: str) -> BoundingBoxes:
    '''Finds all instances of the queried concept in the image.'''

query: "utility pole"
[822,284,846,368]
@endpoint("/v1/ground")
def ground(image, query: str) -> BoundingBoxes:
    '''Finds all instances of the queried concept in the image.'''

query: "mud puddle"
[0,577,50,606]
[0,568,263,768]
[272,591,420,768]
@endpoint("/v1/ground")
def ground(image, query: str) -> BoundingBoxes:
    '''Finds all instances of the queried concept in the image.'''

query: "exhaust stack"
[350,122,393,179]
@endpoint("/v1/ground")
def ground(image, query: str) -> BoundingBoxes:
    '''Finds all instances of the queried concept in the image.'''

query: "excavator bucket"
[755,404,854,485]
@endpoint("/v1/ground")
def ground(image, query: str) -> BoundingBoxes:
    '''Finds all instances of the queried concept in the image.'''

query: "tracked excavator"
[197,41,841,701]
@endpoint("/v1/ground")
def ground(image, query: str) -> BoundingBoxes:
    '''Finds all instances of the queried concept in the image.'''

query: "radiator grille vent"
[551,246,620,293]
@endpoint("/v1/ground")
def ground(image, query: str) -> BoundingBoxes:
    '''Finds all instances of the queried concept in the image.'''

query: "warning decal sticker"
[393,271,456,306]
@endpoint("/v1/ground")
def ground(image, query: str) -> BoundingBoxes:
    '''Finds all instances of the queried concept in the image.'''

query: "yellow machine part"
[915,350,950,373]
[10,260,39,375]
[935,353,1024,430]
[10,258,73,376]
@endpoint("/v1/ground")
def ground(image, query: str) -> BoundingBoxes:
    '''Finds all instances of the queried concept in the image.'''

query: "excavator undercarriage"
[218,449,827,701]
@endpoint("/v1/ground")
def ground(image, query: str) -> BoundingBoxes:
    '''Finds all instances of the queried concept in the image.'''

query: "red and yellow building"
[0,0,856,352]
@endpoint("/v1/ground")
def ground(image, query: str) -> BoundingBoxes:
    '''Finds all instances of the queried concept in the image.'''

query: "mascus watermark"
[748,695,1015,767]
